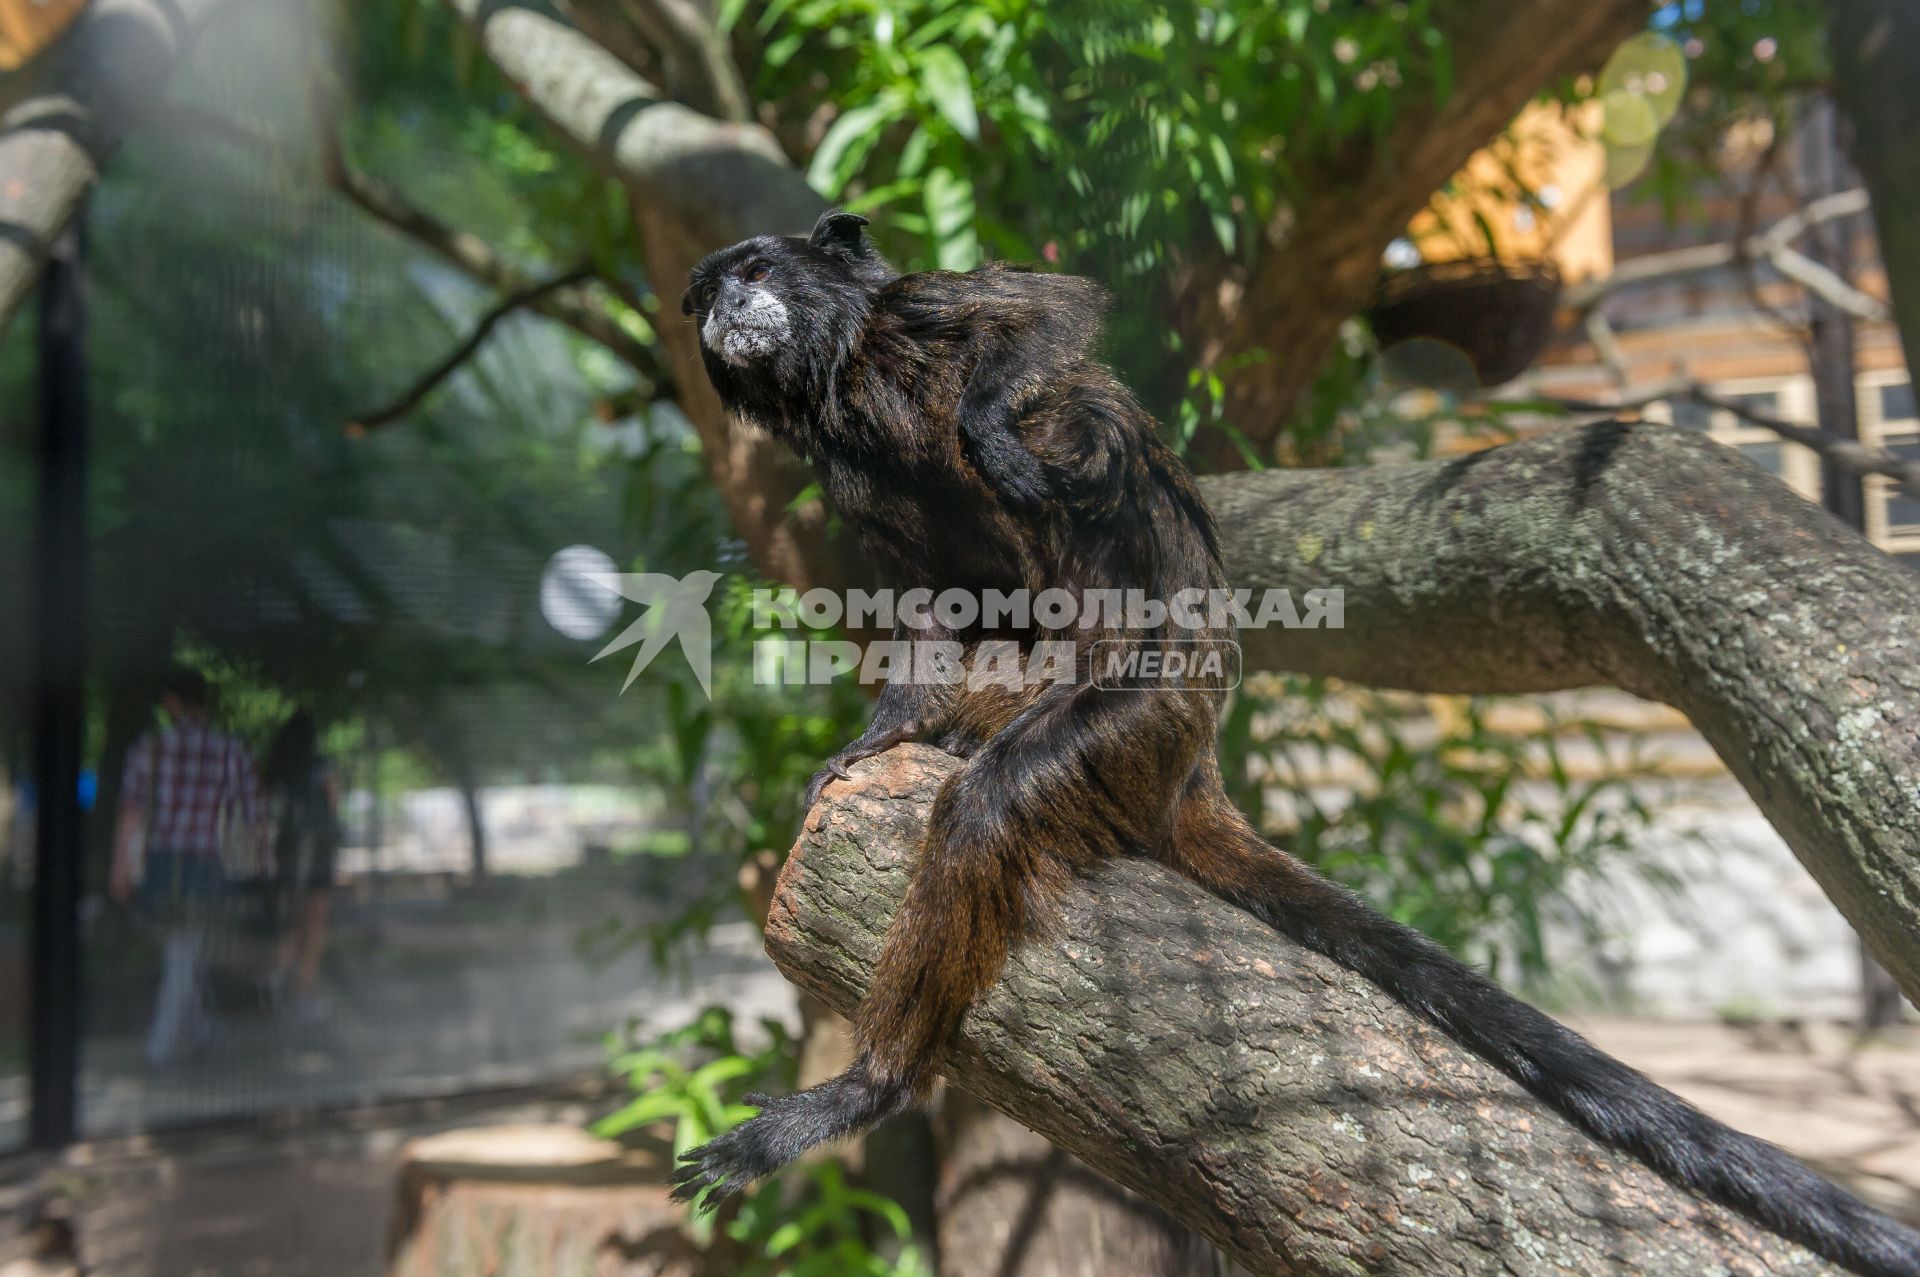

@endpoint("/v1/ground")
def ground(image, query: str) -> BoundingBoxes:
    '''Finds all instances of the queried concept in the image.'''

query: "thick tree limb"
[563,0,752,124]
[440,0,810,244]
[767,746,1844,1277]
[1200,421,1920,1003]
[0,0,232,331]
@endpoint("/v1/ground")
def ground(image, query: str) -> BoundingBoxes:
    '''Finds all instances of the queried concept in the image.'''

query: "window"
[1738,441,1786,477]
[1883,436,1920,534]
[1670,399,1713,431]
[1726,390,1780,421]
[1861,375,1920,552]
[1881,381,1916,426]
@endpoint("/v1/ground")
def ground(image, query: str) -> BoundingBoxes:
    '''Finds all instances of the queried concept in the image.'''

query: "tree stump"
[385,1125,698,1277]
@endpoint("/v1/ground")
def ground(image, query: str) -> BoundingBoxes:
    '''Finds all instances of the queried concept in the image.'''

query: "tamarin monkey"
[672,209,1920,1277]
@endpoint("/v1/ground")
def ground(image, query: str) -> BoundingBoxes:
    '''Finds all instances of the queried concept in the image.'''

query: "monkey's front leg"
[804,651,955,808]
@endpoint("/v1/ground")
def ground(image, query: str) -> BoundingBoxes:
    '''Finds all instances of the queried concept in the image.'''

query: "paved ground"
[35,1086,610,1277]
[3,1017,1911,1277]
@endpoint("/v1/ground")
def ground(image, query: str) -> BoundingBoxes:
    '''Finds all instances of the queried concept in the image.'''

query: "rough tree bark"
[767,745,1846,1277]
[0,0,233,330]
[933,1089,1220,1277]
[1199,421,1920,1006]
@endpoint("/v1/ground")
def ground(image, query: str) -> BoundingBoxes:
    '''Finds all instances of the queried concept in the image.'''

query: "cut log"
[384,1124,697,1277]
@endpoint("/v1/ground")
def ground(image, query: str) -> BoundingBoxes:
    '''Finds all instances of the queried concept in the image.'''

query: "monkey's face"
[685,241,796,369]
[684,211,894,413]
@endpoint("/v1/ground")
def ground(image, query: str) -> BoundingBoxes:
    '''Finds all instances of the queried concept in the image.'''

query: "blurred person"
[109,669,264,1066]
[262,709,340,1023]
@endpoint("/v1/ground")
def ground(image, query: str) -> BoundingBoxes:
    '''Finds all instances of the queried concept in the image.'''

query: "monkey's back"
[850,268,1228,616]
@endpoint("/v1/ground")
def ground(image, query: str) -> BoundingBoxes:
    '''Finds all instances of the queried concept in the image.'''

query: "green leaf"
[918,46,980,141]
[807,99,901,195]
[1424,26,1453,106]
[690,1054,757,1092]
[845,1189,914,1237]
[765,1220,808,1256]
[923,166,979,270]
[590,1091,691,1137]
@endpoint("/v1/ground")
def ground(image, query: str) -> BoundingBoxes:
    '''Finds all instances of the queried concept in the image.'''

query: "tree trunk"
[934,1090,1223,1277]
[1827,0,1920,383]
[765,745,1845,1277]
[458,775,488,884]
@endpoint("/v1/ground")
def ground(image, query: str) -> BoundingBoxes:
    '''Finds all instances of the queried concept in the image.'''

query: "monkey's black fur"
[673,210,1920,1277]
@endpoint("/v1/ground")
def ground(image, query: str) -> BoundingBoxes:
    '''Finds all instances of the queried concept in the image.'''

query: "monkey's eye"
[742,261,773,284]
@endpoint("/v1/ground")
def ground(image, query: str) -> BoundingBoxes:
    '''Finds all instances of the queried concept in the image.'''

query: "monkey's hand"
[671,1063,912,1207]
[961,418,1053,507]
[956,359,1054,507]
[805,720,926,808]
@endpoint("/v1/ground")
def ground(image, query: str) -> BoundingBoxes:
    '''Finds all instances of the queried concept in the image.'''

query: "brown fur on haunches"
[667,211,1920,1277]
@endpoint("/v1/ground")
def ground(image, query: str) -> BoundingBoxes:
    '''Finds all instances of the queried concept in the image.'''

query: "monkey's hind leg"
[672,689,1162,1205]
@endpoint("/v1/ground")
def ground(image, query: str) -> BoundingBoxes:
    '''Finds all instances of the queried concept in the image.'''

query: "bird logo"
[587,570,722,698]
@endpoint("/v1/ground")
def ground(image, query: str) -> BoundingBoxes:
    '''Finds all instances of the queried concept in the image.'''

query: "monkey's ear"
[808,209,872,259]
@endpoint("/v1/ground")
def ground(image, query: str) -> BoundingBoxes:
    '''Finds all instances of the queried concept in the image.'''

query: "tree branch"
[1188,0,1652,469]
[438,0,815,242]
[313,110,670,386]
[1564,187,1888,320]
[563,0,752,124]
[440,0,862,597]
[349,265,597,433]
[0,0,233,331]
[1542,381,1920,497]
[1200,421,1920,1003]
[768,746,1847,1277]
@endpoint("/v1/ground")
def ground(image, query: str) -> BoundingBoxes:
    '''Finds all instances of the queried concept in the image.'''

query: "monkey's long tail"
[1170,805,1920,1277]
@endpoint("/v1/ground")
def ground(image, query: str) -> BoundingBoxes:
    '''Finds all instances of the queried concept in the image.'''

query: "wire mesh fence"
[0,0,785,1150]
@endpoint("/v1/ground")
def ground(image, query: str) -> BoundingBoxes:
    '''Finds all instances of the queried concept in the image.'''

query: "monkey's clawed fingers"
[803,759,855,809]
[666,1091,805,1208]
[669,1126,763,1206]
[805,724,924,808]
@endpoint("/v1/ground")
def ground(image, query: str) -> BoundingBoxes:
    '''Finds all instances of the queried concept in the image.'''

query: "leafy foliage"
[1219,678,1664,984]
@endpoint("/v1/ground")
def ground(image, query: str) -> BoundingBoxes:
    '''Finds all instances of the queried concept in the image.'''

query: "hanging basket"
[1366,258,1563,389]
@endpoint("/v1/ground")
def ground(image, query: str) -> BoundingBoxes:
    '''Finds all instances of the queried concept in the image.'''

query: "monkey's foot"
[805,725,924,807]
[668,1066,913,1207]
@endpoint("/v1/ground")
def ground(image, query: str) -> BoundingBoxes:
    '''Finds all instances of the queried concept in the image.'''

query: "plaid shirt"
[123,721,261,858]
